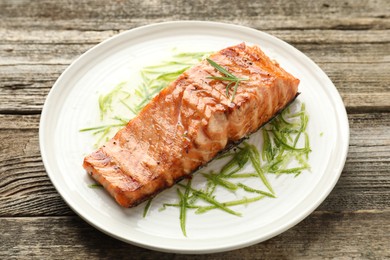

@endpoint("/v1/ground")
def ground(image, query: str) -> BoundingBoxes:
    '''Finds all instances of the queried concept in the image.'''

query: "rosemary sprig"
[206,58,249,101]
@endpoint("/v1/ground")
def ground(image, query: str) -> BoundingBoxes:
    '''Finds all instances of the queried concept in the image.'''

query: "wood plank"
[0,114,40,129]
[1,16,388,32]
[0,0,388,31]
[0,64,65,113]
[0,0,389,19]
[1,42,389,65]
[1,211,389,258]
[0,43,94,65]
[1,28,389,45]
[0,113,388,216]
[0,126,74,216]
[0,28,117,44]
[1,0,387,18]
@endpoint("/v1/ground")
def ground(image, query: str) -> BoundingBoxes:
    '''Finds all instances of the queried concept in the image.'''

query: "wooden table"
[1,0,389,258]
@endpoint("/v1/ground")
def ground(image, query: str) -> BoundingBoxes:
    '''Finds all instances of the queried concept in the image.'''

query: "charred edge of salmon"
[126,92,300,208]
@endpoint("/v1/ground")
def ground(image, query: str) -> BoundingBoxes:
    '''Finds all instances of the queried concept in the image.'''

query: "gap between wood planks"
[1,107,389,116]
[0,209,389,219]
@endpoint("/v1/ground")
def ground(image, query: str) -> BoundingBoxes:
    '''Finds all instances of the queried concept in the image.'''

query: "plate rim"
[39,20,349,254]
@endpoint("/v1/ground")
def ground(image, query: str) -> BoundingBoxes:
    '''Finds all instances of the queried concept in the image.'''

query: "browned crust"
[83,43,300,208]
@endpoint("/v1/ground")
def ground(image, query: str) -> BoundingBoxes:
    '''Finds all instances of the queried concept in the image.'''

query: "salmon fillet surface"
[83,43,300,207]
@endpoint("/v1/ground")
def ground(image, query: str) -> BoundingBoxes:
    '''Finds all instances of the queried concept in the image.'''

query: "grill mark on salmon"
[83,43,300,207]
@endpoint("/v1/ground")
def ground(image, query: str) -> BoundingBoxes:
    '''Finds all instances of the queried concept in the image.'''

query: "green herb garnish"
[202,172,238,191]
[177,183,242,217]
[237,183,276,198]
[88,183,103,189]
[177,179,192,236]
[143,199,153,218]
[82,50,312,238]
[206,58,249,101]
[194,196,265,214]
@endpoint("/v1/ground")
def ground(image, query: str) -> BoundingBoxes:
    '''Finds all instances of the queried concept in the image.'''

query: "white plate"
[39,21,349,254]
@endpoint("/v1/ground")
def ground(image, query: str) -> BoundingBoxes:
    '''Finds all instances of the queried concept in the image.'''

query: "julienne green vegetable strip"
[181,179,192,237]
[262,130,273,162]
[202,173,238,191]
[194,196,265,214]
[237,183,276,198]
[246,142,275,194]
[88,183,102,188]
[98,82,127,120]
[159,203,199,212]
[226,173,259,178]
[204,176,217,196]
[159,195,265,215]
[82,50,312,237]
[220,147,251,176]
[177,183,242,217]
[143,199,153,218]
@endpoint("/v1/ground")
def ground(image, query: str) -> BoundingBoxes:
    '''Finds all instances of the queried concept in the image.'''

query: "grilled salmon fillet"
[83,43,300,207]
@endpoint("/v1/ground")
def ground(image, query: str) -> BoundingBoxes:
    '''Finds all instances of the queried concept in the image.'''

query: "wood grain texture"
[1,211,389,259]
[1,43,389,65]
[0,0,388,31]
[0,0,389,258]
